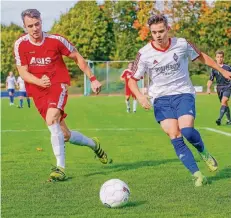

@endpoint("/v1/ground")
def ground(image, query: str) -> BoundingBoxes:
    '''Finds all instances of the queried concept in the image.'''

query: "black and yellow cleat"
[47,166,67,182]
[92,137,113,164]
[199,150,218,172]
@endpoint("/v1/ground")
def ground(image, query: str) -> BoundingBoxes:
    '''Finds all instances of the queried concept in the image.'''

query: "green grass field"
[1,95,231,218]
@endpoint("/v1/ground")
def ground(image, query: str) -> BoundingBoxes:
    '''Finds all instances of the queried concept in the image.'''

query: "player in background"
[16,76,31,108]
[120,62,137,113]
[129,15,231,187]
[207,50,231,125]
[6,71,17,106]
[14,9,112,182]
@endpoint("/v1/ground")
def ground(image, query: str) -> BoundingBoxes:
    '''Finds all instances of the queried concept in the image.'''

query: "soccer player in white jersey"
[17,76,31,108]
[129,15,231,187]
[6,71,17,106]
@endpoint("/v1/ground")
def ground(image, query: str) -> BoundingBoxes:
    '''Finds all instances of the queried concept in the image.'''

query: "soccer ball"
[99,179,130,208]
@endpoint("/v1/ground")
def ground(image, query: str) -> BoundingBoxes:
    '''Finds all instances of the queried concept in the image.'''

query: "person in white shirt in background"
[6,71,17,106]
[17,76,31,108]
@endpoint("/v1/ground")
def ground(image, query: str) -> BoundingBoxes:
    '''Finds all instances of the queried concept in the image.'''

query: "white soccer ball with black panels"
[99,179,130,208]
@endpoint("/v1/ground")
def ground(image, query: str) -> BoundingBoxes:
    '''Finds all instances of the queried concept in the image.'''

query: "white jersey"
[132,37,200,101]
[17,76,26,92]
[6,76,16,89]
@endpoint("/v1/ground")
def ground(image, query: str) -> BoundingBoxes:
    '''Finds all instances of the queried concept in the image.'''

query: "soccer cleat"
[48,166,67,182]
[193,171,208,187]
[215,119,221,126]
[226,120,231,125]
[199,149,218,172]
[92,137,113,164]
[133,110,136,113]
[127,108,130,113]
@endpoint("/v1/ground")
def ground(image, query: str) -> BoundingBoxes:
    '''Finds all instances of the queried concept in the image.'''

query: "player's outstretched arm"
[198,52,231,80]
[206,80,213,94]
[16,65,51,88]
[128,78,151,110]
[68,50,101,94]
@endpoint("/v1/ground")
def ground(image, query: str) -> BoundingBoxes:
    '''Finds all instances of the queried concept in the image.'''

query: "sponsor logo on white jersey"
[30,57,51,66]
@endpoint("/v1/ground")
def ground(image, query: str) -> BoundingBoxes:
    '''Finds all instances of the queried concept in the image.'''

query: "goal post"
[85,60,146,96]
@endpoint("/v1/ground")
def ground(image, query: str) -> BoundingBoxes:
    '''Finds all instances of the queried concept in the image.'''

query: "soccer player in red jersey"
[14,9,112,182]
[120,62,137,113]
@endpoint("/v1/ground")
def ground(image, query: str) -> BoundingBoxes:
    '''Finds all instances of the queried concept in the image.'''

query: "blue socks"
[27,98,31,108]
[10,96,14,103]
[19,99,23,108]
[19,98,30,108]
[219,105,227,120]
[171,137,199,174]
[181,127,204,152]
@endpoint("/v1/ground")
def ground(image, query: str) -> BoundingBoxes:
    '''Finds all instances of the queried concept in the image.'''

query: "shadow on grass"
[106,201,147,209]
[123,200,147,208]
[85,159,179,177]
[208,166,231,182]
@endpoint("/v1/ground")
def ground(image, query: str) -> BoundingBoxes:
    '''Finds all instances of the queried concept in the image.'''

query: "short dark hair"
[21,9,41,23]
[148,14,168,28]
[215,50,224,57]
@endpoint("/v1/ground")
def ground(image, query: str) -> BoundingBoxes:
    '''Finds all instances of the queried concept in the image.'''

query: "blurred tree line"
[1,0,231,81]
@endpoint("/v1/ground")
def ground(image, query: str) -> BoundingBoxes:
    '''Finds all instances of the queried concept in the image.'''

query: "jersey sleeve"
[209,69,215,81]
[228,65,231,72]
[131,52,146,81]
[57,35,75,56]
[121,70,127,78]
[186,40,201,61]
[14,41,28,66]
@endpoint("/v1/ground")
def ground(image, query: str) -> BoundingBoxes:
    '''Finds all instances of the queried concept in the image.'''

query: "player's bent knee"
[167,131,181,139]
[46,109,62,125]
[181,127,194,141]
[46,117,58,126]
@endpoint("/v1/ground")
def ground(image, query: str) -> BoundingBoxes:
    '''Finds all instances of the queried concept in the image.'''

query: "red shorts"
[125,87,136,98]
[33,83,68,121]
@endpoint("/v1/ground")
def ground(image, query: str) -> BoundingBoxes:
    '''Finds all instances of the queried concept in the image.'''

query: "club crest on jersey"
[173,53,178,62]
[30,57,51,65]
[153,60,158,64]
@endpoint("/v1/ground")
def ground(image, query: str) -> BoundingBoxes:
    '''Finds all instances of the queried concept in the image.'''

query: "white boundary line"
[1,128,157,133]
[201,127,231,137]
[1,127,230,137]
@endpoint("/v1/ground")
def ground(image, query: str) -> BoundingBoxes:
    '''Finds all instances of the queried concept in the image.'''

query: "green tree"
[51,1,114,77]
[197,1,231,65]
[102,1,147,63]
[1,23,24,81]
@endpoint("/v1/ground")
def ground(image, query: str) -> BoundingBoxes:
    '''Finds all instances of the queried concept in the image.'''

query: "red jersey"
[121,69,133,87]
[14,32,75,97]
